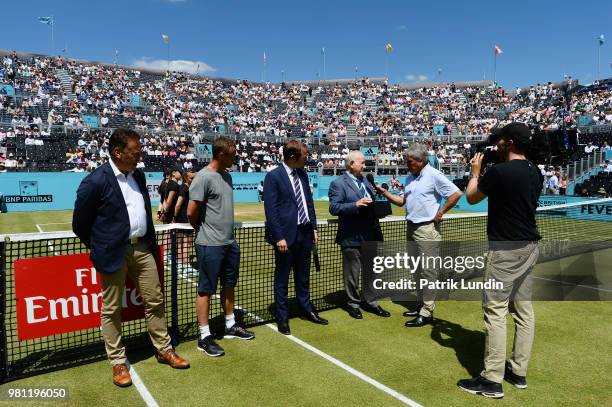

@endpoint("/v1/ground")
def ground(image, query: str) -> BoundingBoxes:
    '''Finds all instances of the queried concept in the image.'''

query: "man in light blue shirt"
[377,143,463,327]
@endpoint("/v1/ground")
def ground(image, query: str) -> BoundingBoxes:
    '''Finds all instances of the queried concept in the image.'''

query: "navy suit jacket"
[72,163,158,274]
[263,166,317,246]
[328,173,383,247]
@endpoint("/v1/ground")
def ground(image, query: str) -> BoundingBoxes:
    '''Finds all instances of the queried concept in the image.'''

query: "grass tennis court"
[1,202,611,406]
[0,201,407,234]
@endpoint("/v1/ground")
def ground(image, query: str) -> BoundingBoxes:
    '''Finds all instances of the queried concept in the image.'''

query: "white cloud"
[131,57,216,74]
[398,25,407,30]
[405,74,428,82]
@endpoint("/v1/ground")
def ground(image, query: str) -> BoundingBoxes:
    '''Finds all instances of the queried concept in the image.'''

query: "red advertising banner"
[14,251,164,341]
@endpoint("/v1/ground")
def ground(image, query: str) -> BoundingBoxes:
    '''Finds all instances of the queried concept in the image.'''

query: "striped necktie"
[291,170,308,225]
[357,178,366,198]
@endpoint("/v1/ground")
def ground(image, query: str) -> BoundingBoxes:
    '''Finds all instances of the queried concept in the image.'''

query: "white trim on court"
[35,224,58,255]
[232,304,423,407]
[127,361,159,407]
[265,323,423,407]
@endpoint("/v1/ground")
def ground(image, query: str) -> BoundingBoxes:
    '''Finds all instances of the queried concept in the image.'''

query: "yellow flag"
[385,43,393,53]
[161,34,169,44]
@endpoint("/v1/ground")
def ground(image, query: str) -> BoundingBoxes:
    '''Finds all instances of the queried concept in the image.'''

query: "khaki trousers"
[100,241,172,365]
[481,242,538,383]
[406,221,440,318]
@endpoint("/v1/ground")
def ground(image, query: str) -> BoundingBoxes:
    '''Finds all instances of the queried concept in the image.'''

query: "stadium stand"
[0,50,611,185]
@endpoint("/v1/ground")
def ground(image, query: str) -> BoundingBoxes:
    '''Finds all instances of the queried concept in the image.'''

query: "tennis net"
[1,198,611,381]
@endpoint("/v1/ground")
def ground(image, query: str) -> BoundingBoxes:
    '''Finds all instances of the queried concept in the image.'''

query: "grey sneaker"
[225,324,255,340]
[197,335,225,357]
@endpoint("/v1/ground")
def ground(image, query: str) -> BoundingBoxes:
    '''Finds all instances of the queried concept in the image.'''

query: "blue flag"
[38,16,53,25]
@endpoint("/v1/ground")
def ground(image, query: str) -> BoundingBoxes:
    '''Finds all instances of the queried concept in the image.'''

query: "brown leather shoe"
[112,363,132,387]
[156,349,190,369]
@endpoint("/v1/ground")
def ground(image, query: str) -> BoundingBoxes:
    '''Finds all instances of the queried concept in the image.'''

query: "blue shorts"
[195,242,240,294]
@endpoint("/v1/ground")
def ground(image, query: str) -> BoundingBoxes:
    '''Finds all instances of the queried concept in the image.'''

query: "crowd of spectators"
[0,52,611,175]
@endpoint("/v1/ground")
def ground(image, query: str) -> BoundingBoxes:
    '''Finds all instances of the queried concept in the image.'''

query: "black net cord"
[170,230,179,345]
[0,241,8,381]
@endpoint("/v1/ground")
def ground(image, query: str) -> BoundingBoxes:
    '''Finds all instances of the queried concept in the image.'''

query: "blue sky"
[2,0,611,88]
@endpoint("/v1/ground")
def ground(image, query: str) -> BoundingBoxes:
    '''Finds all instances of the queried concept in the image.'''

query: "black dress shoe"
[305,311,328,325]
[404,314,433,327]
[346,307,363,319]
[363,304,391,317]
[403,310,419,317]
[277,320,291,335]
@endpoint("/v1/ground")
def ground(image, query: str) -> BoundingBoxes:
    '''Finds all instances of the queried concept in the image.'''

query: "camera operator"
[457,122,543,399]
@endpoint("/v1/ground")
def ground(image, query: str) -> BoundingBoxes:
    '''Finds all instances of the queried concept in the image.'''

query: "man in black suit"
[73,128,189,388]
[263,140,328,335]
[328,150,390,319]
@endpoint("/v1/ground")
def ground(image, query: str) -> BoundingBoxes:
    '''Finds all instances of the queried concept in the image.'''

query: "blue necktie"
[291,170,308,224]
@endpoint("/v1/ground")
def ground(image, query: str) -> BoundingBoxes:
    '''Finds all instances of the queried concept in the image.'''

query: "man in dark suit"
[263,140,328,335]
[73,128,189,388]
[329,150,390,319]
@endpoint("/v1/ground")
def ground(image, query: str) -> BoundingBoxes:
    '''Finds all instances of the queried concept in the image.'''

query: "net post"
[169,229,179,345]
[0,240,8,382]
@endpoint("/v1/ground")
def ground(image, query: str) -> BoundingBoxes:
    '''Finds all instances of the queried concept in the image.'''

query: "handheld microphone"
[366,173,375,185]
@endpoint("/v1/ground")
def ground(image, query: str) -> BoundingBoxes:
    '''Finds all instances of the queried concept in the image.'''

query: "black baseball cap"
[498,122,533,146]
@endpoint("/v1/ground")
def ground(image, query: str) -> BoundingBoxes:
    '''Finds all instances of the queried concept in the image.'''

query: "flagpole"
[51,16,55,55]
[598,41,601,81]
[323,49,326,81]
[493,48,497,85]
[385,53,389,79]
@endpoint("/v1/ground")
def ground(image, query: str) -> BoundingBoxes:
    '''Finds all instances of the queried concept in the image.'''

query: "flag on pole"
[263,51,267,64]
[321,47,325,55]
[494,45,503,55]
[385,43,393,53]
[161,34,169,44]
[38,16,53,25]
[598,34,605,46]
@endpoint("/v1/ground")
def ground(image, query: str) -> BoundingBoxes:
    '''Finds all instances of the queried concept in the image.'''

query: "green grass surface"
[0,201,408,234]
[1,204,612,406]
[1,300,611,406]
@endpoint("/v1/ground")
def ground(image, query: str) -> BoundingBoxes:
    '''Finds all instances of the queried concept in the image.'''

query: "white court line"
[127,361,159,407]
[176,261,421,405]
[264,323,423,407]
[232,304,422,407]
[35,224,58,255]
[35,222,72,226]
[534,276,612,293]
[35,223,159,405]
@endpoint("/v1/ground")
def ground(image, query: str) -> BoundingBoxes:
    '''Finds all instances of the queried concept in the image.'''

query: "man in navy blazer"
[329,150,390,319]
[73,128,189,387]
[263,140,328,335]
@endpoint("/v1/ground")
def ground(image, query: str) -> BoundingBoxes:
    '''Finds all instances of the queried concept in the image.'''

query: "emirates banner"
[14,251,164,341]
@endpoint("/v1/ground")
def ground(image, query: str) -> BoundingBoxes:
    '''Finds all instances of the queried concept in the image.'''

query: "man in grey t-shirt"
[187,137,255,357]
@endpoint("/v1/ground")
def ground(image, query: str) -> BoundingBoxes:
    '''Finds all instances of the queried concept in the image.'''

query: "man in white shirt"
[377,143,463,327]
[584,142,598,154]
[72,128,189,388]
[546,171,559,195]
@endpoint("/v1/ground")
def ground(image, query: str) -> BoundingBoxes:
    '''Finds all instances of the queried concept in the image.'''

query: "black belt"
[406,220,434,226]
[128,236,148,245]
[298,222,312,229]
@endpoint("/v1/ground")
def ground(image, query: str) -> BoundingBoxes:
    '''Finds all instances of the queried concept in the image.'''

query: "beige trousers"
[481,242,538,383]
[100,241,172,365]
[406,221,441,318]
